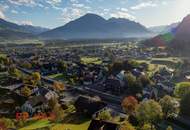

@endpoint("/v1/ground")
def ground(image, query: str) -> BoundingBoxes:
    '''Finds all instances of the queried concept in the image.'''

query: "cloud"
[21,20,33,25]
[131,1,157,10]
[0,10,5,19]
[0,4,9,19]
[110,8,135,20]
[46,0,62,6]
[72,3,85,8]
[58,7,85,23]
[8,0,36,6]
[11,10,18,14]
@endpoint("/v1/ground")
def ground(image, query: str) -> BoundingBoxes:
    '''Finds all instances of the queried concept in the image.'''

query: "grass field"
[19,114,91,130]
[0,53,7,58]
[51,121,91,130]
[48,73,65,80]
[136,59,167,75]
[19,120,53,130]
[81,57,102,65]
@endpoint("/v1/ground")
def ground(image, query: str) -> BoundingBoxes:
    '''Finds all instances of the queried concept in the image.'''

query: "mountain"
[170,15,190,55]
[174,15,190,41]
[148,22,179,34]
[0,18,49,40]
[144,14,190,56]
[21,25,49,35]
[40,13,151,40]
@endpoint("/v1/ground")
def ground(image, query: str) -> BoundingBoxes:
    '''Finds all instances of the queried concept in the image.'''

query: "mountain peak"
[78,13,106,22]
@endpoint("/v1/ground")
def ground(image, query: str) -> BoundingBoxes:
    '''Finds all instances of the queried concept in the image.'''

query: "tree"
[174,82,190,98]
[8,67,22,79]
[136,100,163,129]
[57,61,67,72]
[166,126,173,130]
[0,118,15,129]
[22,61,32,69]
[52,104,65,122]
[48,97,58,110]
[121,96,138,115]
[31,72,41,86]
[139,75,151,87]
[97,110,112,121]
[180,91,190,117]
[48,97,64,122]
[125,74,143,95]
[141,123,156,130]
[120,121,136,130]
[159,95,179,118]
[21,86,32,97]
[124,72,136,87]
[109,61,123,75]
[32,72,41,81]
[53,82,65,91]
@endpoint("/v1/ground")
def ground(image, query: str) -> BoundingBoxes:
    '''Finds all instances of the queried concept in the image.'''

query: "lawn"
[136,59,167,76]
[51,121,91,130]
[19,114,91,130]
[0,53,7,58]
[19,119,53,130]
[81,57,102,65]
[48,73,65,80]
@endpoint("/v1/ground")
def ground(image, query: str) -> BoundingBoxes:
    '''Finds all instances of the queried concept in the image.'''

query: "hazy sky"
[0,0,190,28]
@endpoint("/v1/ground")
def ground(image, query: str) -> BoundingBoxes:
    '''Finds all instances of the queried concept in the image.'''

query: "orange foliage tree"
[121,96,138,115]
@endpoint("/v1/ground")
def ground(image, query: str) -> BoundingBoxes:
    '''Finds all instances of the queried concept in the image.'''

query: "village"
[0,42,190,130]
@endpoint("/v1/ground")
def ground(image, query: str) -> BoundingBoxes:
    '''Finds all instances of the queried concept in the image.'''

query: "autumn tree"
[21,86,32,97]
[32,72,41,81]
[120,121,136,130]
[0,118,15,129]
[97,110,112,121]
[159,95,179,118]
[53,82,65,91]
[8,67,22,79]
[30,72,41,86]
[121,96,138,115]
[48,97,64,122]
[136,100,163,129]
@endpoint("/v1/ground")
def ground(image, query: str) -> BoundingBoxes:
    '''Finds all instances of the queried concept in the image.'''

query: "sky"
[0,0,190,29]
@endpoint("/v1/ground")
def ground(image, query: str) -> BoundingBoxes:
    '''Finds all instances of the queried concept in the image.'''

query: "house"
[35,87,58,100]
[104,78,124,95]
[74,95,107,116]
[21,95,49,115]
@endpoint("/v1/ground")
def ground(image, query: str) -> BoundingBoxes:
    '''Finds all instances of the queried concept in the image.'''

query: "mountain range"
[40,13,152,40]
[1,13,190,42]
[148,22,179,34]
[0,18,49,40]
[143,14,190,56]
